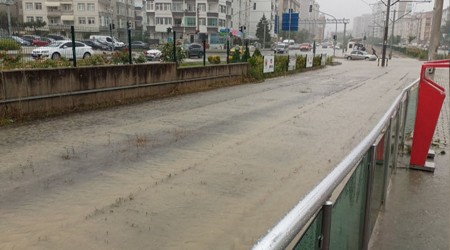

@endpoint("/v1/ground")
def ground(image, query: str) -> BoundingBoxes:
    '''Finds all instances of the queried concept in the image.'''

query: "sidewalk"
[369,68,449,249]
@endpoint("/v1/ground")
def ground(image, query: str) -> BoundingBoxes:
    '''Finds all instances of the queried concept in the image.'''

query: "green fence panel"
[329,153,369,250]
[293,211,323,250]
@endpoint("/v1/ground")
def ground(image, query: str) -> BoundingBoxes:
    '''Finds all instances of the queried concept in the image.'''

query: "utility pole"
[428,0,444,60]
[381,0,391,67]
[389,9,396,59]
[342,21,348,53]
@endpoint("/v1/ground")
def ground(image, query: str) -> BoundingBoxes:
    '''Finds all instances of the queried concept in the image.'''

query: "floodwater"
[0,58,423,249]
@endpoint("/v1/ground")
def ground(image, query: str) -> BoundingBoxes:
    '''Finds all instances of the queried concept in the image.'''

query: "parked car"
[274,43,288,54]
[47,34,67,41]
[32,37,54,47]
[185,43,204,58]
[144,48,162,61]
[22,35,40,44]
[10,36,31,46]
[89,35,126,50]
[131,41,149,49]
[299,43,312,51]
[81,39,110,51]
[345,50,377,61]
[31,40,93,60]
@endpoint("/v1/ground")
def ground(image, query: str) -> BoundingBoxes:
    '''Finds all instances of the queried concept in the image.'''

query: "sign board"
[321,54,327,66]
[263,55,275,73]
[274,15,279,34]
[288,57,296,71]
[282,10,299,32]
[306,54,313,68]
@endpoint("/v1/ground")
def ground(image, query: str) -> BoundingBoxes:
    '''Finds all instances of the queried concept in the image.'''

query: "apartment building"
[21,0,134,40]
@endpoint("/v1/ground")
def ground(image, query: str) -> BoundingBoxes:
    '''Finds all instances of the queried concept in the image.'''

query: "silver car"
[345,50,377,61]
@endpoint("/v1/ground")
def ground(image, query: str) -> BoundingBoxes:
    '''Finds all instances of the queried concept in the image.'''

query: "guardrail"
[252,78,421,250]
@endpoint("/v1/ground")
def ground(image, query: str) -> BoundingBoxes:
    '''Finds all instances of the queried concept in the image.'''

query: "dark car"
[82,40,110,50]
[185,43,204,58]
[131,41,149,49]
[47,34,67,41]
[22,35,41,44]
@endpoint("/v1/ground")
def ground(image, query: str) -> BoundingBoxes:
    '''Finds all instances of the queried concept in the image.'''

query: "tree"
[255,14,271,48]
[408,36,416,44]
[22,20,47,35]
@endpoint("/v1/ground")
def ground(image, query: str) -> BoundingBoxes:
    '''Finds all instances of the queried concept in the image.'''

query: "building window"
[36,16,43,22]
[163,3,171,11]
[35,3,42,10]
[156,17,172,25]
[218,19,226,27]
[207,18,217,27]
[77,3,85,11]
[87,3,95,11]
[26,16,34,22]
[186,17,196,26]
[198,18,206,26]
[198,3,206,12]
[88,17,95,24]
[62,4,72,11]
[220,5,226,14]
[49,18,58,24]
[173,2,182,11]
[155,3,162,10]
[78,17,86,24]
[25,2,33,10]
[146,1,153,11]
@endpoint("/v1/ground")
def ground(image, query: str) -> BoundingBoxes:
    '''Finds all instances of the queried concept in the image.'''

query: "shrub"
[0,51,22,69]
[252,48,262,57]
[0,39,20,50]
[160,43,185,65]
[26,58,72,69]
[296,55,306,69]
[231,49,240,63]
[313,56,321,67]
[241,46,251,62]
[78,54,110,66]
[208,55,221,64]
[274,55,289,73]
[247,55,264,80]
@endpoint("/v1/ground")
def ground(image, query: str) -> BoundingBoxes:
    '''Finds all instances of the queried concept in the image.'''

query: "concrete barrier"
[0,63,248,120]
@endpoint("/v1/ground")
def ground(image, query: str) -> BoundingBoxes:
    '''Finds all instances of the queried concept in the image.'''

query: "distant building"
[352,14,371,39]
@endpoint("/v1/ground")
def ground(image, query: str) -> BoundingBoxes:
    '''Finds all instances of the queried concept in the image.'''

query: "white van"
[89,35,125,49]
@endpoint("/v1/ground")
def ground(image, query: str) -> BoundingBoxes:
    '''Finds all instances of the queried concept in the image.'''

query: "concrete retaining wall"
[0,63,248,119]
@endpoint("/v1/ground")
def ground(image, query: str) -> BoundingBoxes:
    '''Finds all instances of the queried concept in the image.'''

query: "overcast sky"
[316,0,449,31]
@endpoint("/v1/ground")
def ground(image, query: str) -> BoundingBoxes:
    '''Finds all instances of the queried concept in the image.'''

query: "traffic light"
[109,23,115,30]
[309,5,313,12]
[167,27,172,33]
[127,21,131,29]
[239,26,243,32]
[333,34,337,40]
[253,3,256,10]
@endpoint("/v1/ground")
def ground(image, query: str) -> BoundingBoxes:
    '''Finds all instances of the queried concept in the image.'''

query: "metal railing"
[252,78,420,250]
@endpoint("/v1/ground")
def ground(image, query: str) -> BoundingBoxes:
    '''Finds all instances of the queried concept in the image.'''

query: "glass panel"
[294,211,323,250]
[388,113,399,174]
[369,133,388,235]
[404,85,418,140]
[330,153,369,250]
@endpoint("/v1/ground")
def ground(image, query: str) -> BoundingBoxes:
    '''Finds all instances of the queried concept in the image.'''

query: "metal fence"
[252,78,420,250]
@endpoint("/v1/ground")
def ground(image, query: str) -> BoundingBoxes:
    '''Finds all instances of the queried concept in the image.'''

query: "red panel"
[410,60,448,167]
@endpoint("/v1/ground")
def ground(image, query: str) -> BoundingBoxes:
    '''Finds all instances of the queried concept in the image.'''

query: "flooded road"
[0,58,423,249]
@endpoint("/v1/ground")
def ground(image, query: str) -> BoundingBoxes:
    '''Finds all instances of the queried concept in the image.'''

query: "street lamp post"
[316,9,338,57]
